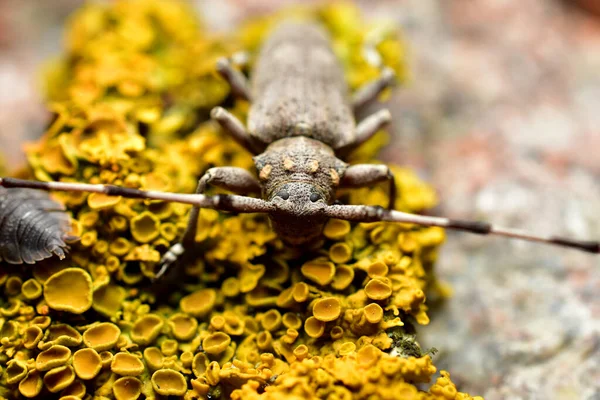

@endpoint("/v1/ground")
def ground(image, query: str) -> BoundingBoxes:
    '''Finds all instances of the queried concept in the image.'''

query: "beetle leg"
[355,109,392,142]
[340,164,396,209]
[156,167,261,279]
[181,167,261,248]
[352,67,396,114]
[338,109,391,157]
[216,56,252,102]
[211,107,264,154]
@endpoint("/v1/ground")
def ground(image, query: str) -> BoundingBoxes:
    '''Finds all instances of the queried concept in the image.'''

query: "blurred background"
[1,0,599,398]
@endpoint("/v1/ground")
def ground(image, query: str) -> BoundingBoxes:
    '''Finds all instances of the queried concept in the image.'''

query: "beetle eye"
[310,193,321,202]
[276,190,290,200]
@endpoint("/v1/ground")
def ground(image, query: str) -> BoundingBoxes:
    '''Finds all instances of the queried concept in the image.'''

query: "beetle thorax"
[253,137,347,245]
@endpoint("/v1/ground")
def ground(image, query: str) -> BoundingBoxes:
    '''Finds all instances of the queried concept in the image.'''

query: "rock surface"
[1,0,598,398]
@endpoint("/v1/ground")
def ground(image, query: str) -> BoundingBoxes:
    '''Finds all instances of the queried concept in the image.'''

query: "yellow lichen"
[5,276,22,296]
[92,283,127,317]
[143,347,164,370]
[192,352,209,377]
[151,369,187,396]
[292,282,310,303]
[23,326,44,349]
[261,309,283,332]
[364,277,393,300]
[73,348,102,380]
[43,268,93,313]
[31,315,51,329]
[329,242,352,264]
[21,278,43,300]
[357,344,381,367]
[61,380,86,398]
[304,316,326,339]
[339,342,357,357]
[330,325,344,340]
[109,238,133,257]
[312,297,342,322]
[35,345,72,371]
[430,371,484,400]
[0,1,478,399]
[223,312,245,336]
[331,264,355,291]
[160,338,179,356]
[168,313,198,341]
[130,314,163,345]
[221,277,241,297]
[18,370,43,398]
[88,193,121,209]
[368,260,389,277]
[180,288,217,317]
[301,259,336,286]
[111,352,145,376]
[113,376,143,400]
[41,324,83,348]
[6,359,28,385]
[282,312,303,330]
[364,303,384,324]
[83,322,121,351]
[323,219,351,240]
[43,365,75,393]
[181,350,194,367]
[99,350,113,368]
[130,211,160,243]
[203,332,232,355]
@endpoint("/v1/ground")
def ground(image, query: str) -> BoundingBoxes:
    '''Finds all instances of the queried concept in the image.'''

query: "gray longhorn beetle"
[1,21,598,278]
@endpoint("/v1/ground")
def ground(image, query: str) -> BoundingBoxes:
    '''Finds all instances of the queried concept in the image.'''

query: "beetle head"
[268,181,329,245]
[253,137,347,245]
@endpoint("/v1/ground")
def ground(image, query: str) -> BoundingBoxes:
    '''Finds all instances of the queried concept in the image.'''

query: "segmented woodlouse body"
[0,188,71,264]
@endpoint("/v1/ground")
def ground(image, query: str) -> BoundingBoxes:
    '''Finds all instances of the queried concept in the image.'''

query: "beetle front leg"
[352,67,396,114]
[216,56,252,102]
[340,164,396,209]
[180,167,261,246]
[156,167,261,279]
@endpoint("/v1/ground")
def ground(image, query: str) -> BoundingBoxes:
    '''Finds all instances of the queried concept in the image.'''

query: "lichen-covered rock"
[0,1,481,399]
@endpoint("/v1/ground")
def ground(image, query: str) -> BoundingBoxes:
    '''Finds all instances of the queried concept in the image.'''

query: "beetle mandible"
[1,20,598,276]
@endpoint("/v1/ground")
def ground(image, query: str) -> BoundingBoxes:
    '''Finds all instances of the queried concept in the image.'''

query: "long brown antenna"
[3,177,598,254]
[0,177,273,214]
[325,204,600,254]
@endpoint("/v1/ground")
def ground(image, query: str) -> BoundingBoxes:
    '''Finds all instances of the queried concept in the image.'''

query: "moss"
[0,1,482,399]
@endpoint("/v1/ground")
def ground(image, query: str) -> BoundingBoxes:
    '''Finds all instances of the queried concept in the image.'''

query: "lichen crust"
[0,1,482,399]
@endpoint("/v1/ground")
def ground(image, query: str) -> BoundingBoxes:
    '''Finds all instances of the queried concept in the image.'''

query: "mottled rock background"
[1,1,598,398]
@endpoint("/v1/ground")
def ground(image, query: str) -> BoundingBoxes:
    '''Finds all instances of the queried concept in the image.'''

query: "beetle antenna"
[324,204,600,254]
[0,177,273,214]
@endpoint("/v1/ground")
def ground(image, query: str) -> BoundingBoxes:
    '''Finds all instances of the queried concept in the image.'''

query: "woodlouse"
[0,187,72,264]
